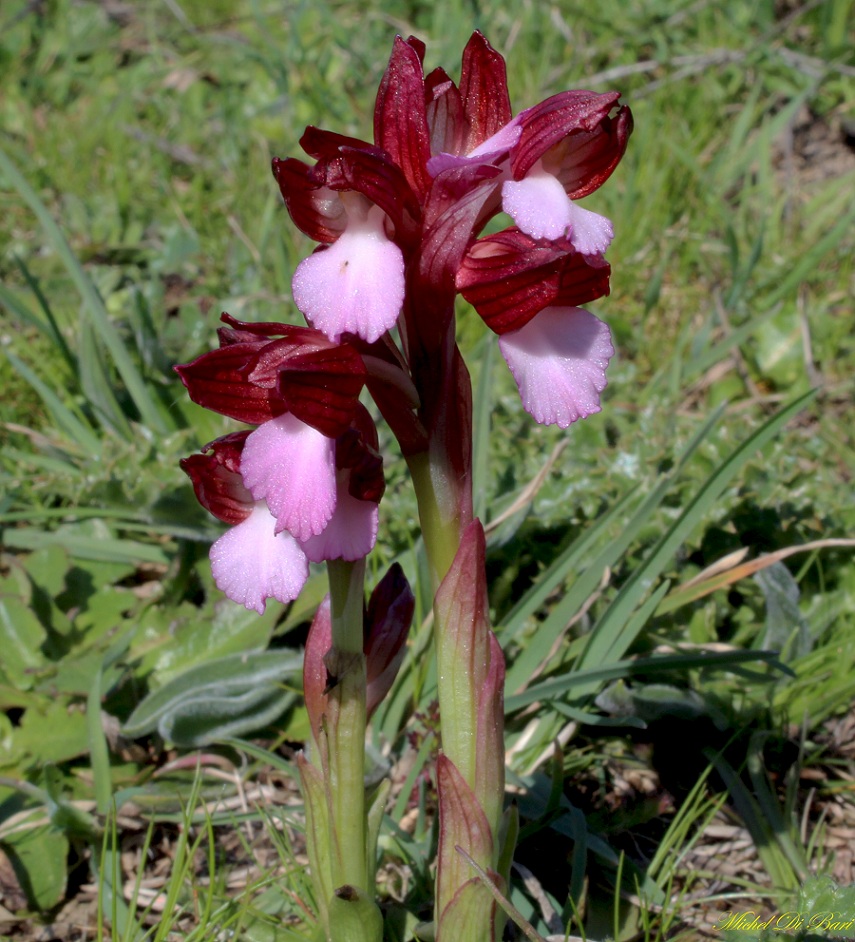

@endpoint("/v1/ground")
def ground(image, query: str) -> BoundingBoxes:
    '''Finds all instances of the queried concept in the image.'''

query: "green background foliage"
[1,0,853,938]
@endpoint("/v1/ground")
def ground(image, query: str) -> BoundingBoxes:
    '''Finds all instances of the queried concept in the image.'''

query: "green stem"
[325,558,369,892]
[409,454,472,775]
[408,450,462,591]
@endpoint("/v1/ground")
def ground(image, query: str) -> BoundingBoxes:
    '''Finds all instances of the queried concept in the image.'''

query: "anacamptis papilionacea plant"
[177,31,631,942]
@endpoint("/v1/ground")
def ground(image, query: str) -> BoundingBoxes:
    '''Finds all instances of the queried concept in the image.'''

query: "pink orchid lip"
[301,474,380,564]
[501,160,614,254]
[239,413,337,542]
[291,195,405,344]
[498,306,615,429]
[209,504,309,614]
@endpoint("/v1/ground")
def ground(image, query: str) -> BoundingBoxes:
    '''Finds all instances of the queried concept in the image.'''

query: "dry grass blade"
[484,441,567,535]
[659,538,855,614]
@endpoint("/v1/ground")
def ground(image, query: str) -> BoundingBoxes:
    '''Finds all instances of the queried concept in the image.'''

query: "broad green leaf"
[755,562,810,659]
[133,598,281,688]
[0,711,25,769]
[0,686,44,712]
[0,594,47,689]
[70,587,137,648]
[19,544,70,598]
[14,699,90,765]
[123,648,303,747]
[798,874,855,916]
[753,309,803,389]
[595,679,707,723]
[165,685,296,747]
[0,824,68,911]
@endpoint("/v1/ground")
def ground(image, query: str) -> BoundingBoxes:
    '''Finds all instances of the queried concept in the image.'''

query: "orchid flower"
[180,433,309,614]
[501,90,632,254]
[272,131,420,344]
[457,227,616,426]
[177,316,384,612]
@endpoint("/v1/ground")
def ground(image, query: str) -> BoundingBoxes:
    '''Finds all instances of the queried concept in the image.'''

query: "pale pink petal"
[502,163,613,254]
[498,306,614,428]
[210,505,309,614]
[291,204,404,343]
[501,168,572,240]
[240,414,336,542]
[302,483,379,563]
[564,201,614,255]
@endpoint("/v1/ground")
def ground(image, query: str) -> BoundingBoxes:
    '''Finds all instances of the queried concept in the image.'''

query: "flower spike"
[178,32,633,942]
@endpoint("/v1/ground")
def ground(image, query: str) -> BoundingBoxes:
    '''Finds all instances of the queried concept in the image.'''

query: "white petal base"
[292,206,405,343]
[502,164,613,254]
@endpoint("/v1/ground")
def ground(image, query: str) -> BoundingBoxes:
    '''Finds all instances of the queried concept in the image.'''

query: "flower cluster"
[178,316,383,613]
[178,31,631,613]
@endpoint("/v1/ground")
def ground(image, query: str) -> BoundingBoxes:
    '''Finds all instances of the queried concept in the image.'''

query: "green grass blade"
[15,255,78,373]
[0,145,170,435]
[0,280,74,376]
[705,750,801,892]
[87,666,113,817]
[574,390,817,678]
[503,404,727,693]
[79,318,132,437]
[499,485,638,644]
[2,528,170,565]
[506,649,787,712]
[684,305,779,381]
[763,205,855,309]
[4,350,102,456]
